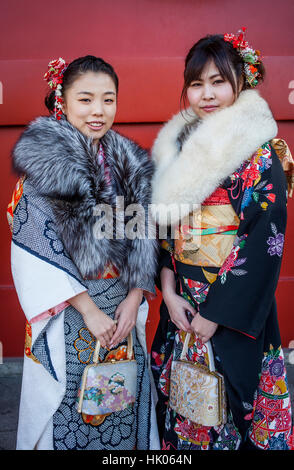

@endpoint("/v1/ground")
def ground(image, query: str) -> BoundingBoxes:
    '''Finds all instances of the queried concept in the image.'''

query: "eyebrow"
[193,73,222,82]
[77,91,116,96]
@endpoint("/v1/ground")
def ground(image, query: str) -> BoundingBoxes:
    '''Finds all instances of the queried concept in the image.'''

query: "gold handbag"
[76,331,137,415]
[169,333,227,427]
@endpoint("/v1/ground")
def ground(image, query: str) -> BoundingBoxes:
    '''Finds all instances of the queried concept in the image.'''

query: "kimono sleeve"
[10,183,87,323]
[11,242,86,322]
[199,146,288,339]
[153,233,176,292]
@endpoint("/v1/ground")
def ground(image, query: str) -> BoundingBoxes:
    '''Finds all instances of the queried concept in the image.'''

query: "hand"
[164,291,196,332]
[68,291,116,348]
[82,309,117,349]
[191,313,218,343]
[109,288,143,348]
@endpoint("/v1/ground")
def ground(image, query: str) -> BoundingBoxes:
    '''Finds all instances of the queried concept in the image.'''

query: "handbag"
[76,331,137,415]
[169,332,227,427]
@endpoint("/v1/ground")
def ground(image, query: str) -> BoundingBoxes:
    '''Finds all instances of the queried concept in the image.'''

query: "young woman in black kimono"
[150,29,294,450]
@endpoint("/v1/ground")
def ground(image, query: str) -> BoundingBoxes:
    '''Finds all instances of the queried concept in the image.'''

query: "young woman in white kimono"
[150,30,294,450]
[8,55,159,450]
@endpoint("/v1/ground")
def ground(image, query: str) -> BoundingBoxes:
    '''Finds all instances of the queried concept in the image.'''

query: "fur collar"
[12,116,157,288]
[151,90,277,225]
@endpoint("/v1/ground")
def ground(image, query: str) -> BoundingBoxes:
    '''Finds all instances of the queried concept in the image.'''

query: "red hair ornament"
[44,58,68,120]
[224,27,262,87]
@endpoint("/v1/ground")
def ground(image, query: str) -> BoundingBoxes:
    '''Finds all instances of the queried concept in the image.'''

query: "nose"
[91,101,104,116]
[202,83,215,100]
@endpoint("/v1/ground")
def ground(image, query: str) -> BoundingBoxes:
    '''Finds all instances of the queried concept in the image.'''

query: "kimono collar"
[151,89,278,226]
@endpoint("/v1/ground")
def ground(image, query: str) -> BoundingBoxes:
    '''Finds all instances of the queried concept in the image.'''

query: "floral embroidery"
[77,371,135,415]
[186,335,210,367]
[213,413,242,450]
[182,277,210,304]
[218,234,248,284]
[248,345,292,450]
[151,351,164,370]
[232,143,275,219]
[174,416,211,448]
[267,223,284,258]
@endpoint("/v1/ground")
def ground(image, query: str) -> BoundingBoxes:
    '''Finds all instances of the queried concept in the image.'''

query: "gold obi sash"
[174,188,240,268]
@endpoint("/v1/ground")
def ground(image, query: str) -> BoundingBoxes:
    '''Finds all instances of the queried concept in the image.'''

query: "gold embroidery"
[174,205,240,267]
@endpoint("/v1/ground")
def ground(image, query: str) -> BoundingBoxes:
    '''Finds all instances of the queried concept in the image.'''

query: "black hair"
[45,55,119,114]
[180,34,265,108]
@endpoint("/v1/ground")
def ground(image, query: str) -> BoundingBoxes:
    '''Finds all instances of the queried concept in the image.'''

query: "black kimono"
[150,90,294,450]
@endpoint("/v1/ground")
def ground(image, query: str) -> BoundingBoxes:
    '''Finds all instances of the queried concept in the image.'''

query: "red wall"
[1,0,294,356]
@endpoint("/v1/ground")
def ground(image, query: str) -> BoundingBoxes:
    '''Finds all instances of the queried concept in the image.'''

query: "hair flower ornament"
[224,27,262,87]
[44,58,68,120]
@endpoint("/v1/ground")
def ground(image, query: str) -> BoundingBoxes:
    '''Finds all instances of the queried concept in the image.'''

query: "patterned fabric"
[174,203,240,268]
[271,138,294,198]
[151,142,293,450]
[152,318,243,450]
[8,178,120,287]
[7,176,25,231]
[248,345,292,450]
[11,180,85,284]
[169,355,224,427]
[202,187,231,205]
[77,361,137,416]
[31,279,152,450]
[8,171,155,449]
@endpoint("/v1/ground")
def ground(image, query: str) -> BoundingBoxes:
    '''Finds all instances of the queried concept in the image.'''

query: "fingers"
[97,319,117,348]
[98,335,107,349]
[175,322,193,333]
[108,328,123,349]
[109,319,131,349]
[190,315,218,344]
[182,303,197,316]
[193,332,205,343]
[110,303,138,348]
[170,310,194,333]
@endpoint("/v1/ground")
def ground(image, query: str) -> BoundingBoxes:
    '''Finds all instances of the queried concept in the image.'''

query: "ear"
[238,75,245,93]
[61,101,67,116]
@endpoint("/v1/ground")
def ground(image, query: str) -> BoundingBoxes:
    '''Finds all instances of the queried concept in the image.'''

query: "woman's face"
[62,71,117,145]
[186,60,238,119]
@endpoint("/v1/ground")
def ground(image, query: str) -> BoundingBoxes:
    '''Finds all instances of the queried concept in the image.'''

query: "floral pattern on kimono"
[151,142,293,450]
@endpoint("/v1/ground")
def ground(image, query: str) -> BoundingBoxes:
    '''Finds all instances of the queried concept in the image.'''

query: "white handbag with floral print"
[76,332,137,416]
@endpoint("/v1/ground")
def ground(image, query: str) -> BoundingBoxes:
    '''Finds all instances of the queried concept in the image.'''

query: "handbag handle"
[180,332,215,372]
[92,330,134,364]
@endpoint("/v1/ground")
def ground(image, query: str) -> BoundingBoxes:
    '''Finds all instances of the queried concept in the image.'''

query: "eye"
[104,98,115,103]
[190,81,201,87]
[213,79,225,85]
[79,98,91,103]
